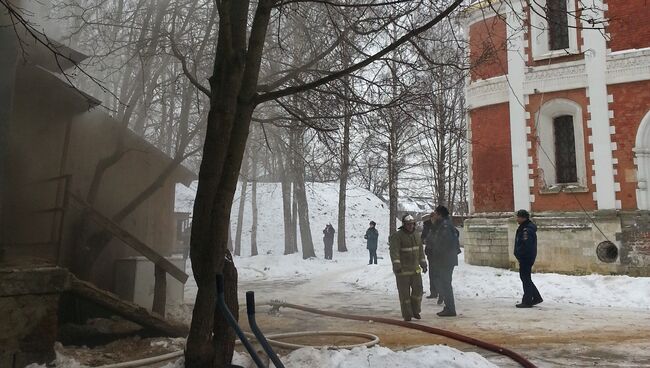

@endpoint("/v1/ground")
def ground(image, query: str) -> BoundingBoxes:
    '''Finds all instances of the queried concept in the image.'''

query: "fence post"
[153,264,167,316]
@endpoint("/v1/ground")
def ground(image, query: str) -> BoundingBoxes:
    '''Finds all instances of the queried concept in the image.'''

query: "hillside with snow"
[176,181,392,258]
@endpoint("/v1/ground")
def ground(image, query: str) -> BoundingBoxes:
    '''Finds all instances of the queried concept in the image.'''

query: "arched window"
[553,115,577,183]
[635,111,650,210]
[536,99,586,190]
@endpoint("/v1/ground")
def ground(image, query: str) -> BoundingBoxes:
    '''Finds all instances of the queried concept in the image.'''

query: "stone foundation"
[464,211,650,276]
[0,268,70,367]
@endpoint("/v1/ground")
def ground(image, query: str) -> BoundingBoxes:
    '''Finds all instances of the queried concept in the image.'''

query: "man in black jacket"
[514,209,543,308]
[425,205,459,317]
[323,224,335,260]
[421,213,440,303]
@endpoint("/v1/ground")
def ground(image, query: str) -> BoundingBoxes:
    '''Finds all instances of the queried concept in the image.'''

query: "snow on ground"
[178,181,650,310]
[176,182,650,367]
[158,345,498,368]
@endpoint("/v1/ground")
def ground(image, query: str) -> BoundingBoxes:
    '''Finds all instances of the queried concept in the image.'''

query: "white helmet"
[402,214,416,224]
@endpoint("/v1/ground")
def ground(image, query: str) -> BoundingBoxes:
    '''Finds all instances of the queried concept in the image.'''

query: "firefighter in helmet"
[389,214,427,321]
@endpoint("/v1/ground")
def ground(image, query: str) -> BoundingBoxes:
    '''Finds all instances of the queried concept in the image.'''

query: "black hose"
[215,274,266,368]
[246,291,286,368]
[271,301,537,368]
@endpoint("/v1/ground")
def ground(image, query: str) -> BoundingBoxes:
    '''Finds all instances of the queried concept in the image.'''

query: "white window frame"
[635,111,650,210]
[529,0,579,61]
[535,99,587,189]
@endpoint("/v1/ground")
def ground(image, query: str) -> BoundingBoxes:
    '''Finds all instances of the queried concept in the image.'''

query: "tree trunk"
[276,140,295,255]
[388,143,398,235]
[212,250,238,367]
[291,128,315,258]
[291,183,299,254]
[337,110,350,253]
[295,177,315,259]
[227,224,233,252]
[250,149,258,256]
[234,155,250,257]
[186,1,273,366]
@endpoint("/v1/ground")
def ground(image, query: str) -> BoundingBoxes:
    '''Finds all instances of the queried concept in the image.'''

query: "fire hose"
[268,301,537,368]
[96,300,536,368]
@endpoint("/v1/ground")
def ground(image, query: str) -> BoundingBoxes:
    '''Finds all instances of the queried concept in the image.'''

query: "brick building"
[463,0,650,275]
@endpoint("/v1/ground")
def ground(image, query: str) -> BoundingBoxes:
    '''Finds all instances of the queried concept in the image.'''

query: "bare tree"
[233,155,249,257]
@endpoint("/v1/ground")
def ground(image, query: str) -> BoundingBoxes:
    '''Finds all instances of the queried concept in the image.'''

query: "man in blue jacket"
[514,209,543,308]
[365,221,379,264]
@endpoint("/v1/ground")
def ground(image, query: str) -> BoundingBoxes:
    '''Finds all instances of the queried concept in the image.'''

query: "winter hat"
[516,209,530,219]
[434,205,450,217]
[369,221,376,226]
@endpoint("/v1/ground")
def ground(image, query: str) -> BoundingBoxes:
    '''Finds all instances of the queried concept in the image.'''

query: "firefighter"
[390,214,427,321]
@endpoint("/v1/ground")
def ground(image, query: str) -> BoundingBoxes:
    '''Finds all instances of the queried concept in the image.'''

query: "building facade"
[464,0,650,275]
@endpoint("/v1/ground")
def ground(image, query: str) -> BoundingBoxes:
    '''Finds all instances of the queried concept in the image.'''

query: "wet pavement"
[233,274,650,367]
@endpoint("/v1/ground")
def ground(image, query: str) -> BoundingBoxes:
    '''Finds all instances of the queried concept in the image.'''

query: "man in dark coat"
[421,213,441,303]
[323,224,335,260]
[425,205,459,317]
[365,221,379,264]
[514,209,543,308]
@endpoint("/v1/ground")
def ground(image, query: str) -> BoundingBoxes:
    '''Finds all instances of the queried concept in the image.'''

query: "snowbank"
[158,345,498,368]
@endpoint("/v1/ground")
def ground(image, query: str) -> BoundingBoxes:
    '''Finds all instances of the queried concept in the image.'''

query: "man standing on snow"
[421,212,440,303]
[365,221,379,264]
[514,209,543,308]
[390,214,427,321]
[323,224,335,260]
[425,205,459,317]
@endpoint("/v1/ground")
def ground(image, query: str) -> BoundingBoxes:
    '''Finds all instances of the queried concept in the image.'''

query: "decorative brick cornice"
[606,49,650,86]
[466,76,509,109]
[523,61,587,93]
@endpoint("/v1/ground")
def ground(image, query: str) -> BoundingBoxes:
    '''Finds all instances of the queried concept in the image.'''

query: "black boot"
[437,309,456,317]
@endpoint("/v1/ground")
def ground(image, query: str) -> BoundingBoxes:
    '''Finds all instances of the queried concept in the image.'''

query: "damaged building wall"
[465,211,650,276]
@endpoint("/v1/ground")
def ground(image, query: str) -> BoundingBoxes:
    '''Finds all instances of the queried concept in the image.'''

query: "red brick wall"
[526,89,598,212]
[608,81,650,209]
[469,15,508,81]
[606,1,650,52]
[470,103,514,212]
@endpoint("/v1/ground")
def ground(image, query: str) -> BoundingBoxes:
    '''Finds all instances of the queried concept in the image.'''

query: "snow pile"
[159,345,497,368]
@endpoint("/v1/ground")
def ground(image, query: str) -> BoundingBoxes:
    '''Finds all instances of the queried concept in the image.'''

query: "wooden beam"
[68,192,188,283]
[70,277,188,337]
[152,264,166,316]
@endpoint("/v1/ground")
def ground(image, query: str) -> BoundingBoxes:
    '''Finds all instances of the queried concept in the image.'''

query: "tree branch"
[255,0,464,104]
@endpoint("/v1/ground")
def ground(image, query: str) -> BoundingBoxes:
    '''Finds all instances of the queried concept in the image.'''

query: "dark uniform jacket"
[365,227,379,250]
[389,228,425,275]
[514,220,537,262]
[422,220,439,257]
[425,218,460,268]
